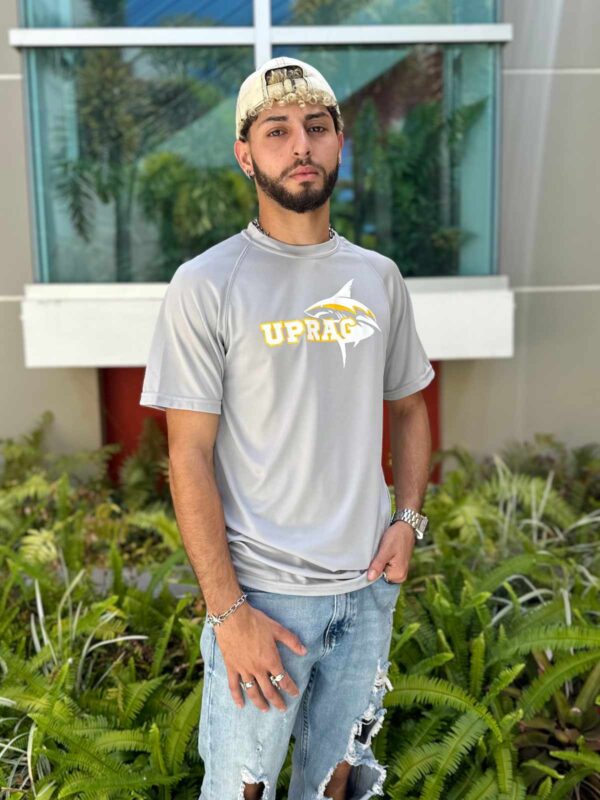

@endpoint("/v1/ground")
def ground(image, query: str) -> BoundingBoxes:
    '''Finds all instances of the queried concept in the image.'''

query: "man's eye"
[267,126,327,137]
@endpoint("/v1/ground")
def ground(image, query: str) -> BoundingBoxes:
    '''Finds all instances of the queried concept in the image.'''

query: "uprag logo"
[259,279,381,367]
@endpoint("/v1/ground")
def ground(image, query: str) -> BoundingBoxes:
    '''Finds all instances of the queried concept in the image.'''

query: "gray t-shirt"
[140,221,435,595]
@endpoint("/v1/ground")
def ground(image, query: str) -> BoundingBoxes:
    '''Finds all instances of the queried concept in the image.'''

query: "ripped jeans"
[197,573,401,800]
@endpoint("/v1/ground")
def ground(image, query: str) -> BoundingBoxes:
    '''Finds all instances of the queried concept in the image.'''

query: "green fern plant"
[374,556,600,798]
[3,419,600,799]
[0,560,204,797]
[118,417,170,511]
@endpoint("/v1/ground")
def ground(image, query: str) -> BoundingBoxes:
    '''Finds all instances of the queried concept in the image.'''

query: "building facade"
[1,1,597,477]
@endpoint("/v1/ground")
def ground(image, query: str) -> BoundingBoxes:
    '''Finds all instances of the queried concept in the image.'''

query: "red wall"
[100,361,440,486]
[99,367,166,484]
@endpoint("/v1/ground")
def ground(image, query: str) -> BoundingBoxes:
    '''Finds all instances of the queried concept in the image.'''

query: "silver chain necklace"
[252,217,335,240]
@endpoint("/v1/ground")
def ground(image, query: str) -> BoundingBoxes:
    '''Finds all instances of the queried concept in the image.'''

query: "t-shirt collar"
[242,220,341,259]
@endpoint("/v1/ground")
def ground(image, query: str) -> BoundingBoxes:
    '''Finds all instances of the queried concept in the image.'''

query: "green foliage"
[48,44,255,281]
[499,434,600,514]
[381,435,599,799]
[117,417,170,511]
[0,411,120,489]
[1,419,599,797]
[332,91,486,277]
[0,558,204,796]
[137,151,256,274]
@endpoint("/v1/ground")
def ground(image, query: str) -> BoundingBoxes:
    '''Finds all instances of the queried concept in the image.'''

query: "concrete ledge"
[406,275,514,360]
[21,276,514,367]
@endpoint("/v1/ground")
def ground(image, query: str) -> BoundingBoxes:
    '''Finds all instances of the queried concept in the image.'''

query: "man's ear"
[233,139,251,177]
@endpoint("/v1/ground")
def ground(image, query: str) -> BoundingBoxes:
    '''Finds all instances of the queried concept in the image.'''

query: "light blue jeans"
[198,574,401,799]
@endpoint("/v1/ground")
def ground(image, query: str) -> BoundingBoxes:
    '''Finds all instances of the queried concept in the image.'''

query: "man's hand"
[213,602,308,713]
[367,521,416,582]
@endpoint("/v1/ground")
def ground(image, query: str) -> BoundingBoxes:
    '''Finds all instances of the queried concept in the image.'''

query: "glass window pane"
[21,0,252,27]
[272,0,497,26]
[26,46,256,282]
[272,44,497,277]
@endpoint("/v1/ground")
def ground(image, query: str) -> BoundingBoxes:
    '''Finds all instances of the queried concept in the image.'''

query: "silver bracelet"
[206,592,248,627]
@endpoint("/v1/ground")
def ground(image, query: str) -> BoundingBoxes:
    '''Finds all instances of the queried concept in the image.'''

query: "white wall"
[0,0,102,454]
[440,0,600,462]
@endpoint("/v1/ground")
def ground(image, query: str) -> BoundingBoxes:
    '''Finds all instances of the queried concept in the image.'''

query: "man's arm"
[366,391,432,581]
[165,408,307,712]
[166,407,243,619]
[386,390,432,513]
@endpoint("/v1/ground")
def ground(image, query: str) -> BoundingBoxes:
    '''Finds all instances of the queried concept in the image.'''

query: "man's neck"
[255,209,332,245]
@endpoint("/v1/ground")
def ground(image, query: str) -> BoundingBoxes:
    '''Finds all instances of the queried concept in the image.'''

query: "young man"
[140,57,435,800]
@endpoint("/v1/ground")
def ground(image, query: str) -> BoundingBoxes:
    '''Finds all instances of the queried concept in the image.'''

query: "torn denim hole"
[316,658,393,799]
[237,744,271,800]
[237,769,269,800]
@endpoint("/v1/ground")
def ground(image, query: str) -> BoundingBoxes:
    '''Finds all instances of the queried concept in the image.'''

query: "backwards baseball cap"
[235,56,342,140]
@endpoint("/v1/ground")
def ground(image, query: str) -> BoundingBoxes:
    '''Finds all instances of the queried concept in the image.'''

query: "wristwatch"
[390,507,428,540]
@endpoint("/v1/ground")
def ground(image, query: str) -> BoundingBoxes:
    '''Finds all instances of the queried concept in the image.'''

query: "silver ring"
[382,570,390,583]
[240,679,255,689]
[270,671,286,687]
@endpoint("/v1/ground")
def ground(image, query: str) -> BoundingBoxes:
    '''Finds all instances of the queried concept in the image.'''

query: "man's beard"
[250,157,340,213]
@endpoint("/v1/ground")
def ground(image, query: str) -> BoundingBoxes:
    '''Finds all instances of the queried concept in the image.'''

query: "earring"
[247,171,254,179]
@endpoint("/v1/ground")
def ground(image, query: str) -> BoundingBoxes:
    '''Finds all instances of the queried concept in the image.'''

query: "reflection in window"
[272,0,497,26]
[27,47,256,282]
[273,44,497,277]
[25,38,498,280]
[20,0,252,27]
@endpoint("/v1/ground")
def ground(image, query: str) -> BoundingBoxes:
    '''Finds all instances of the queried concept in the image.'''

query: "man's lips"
[289,168,319,178]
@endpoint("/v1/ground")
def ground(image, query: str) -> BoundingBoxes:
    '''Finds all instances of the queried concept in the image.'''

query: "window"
[17,1,507,282]
[21,0,252,27]
[273,44,498,276]
[25,46,255,282]
[272,0,497,25]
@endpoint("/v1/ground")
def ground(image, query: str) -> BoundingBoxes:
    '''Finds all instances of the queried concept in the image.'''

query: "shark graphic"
[304,279,381,367]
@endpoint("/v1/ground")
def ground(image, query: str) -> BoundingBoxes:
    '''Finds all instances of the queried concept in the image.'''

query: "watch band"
[390,507,428,539]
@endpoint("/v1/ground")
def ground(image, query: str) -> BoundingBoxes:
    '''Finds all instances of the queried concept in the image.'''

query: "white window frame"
[10,24,512,59]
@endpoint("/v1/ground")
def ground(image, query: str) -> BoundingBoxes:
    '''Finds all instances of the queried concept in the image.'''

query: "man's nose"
[292,127,312,157]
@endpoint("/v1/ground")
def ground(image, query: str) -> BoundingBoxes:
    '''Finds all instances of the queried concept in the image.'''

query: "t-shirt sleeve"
[383,266,435,400]
[139,263,225,414]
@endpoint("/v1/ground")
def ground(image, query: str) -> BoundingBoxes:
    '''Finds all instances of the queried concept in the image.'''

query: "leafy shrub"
[0,415,599,798]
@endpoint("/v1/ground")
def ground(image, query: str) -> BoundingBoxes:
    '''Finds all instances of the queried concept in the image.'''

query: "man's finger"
[367,551,389,580]
[268,660,300,698]
[256,670,288,712]
[383,567,408,583]
[272,622,308,657]
[239,671,269,712]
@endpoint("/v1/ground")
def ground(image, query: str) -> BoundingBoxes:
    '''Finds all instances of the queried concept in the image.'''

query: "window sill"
[20,276,513,367]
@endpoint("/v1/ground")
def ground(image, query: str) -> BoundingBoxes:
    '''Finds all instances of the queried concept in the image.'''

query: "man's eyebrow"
[258,111,329,127]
